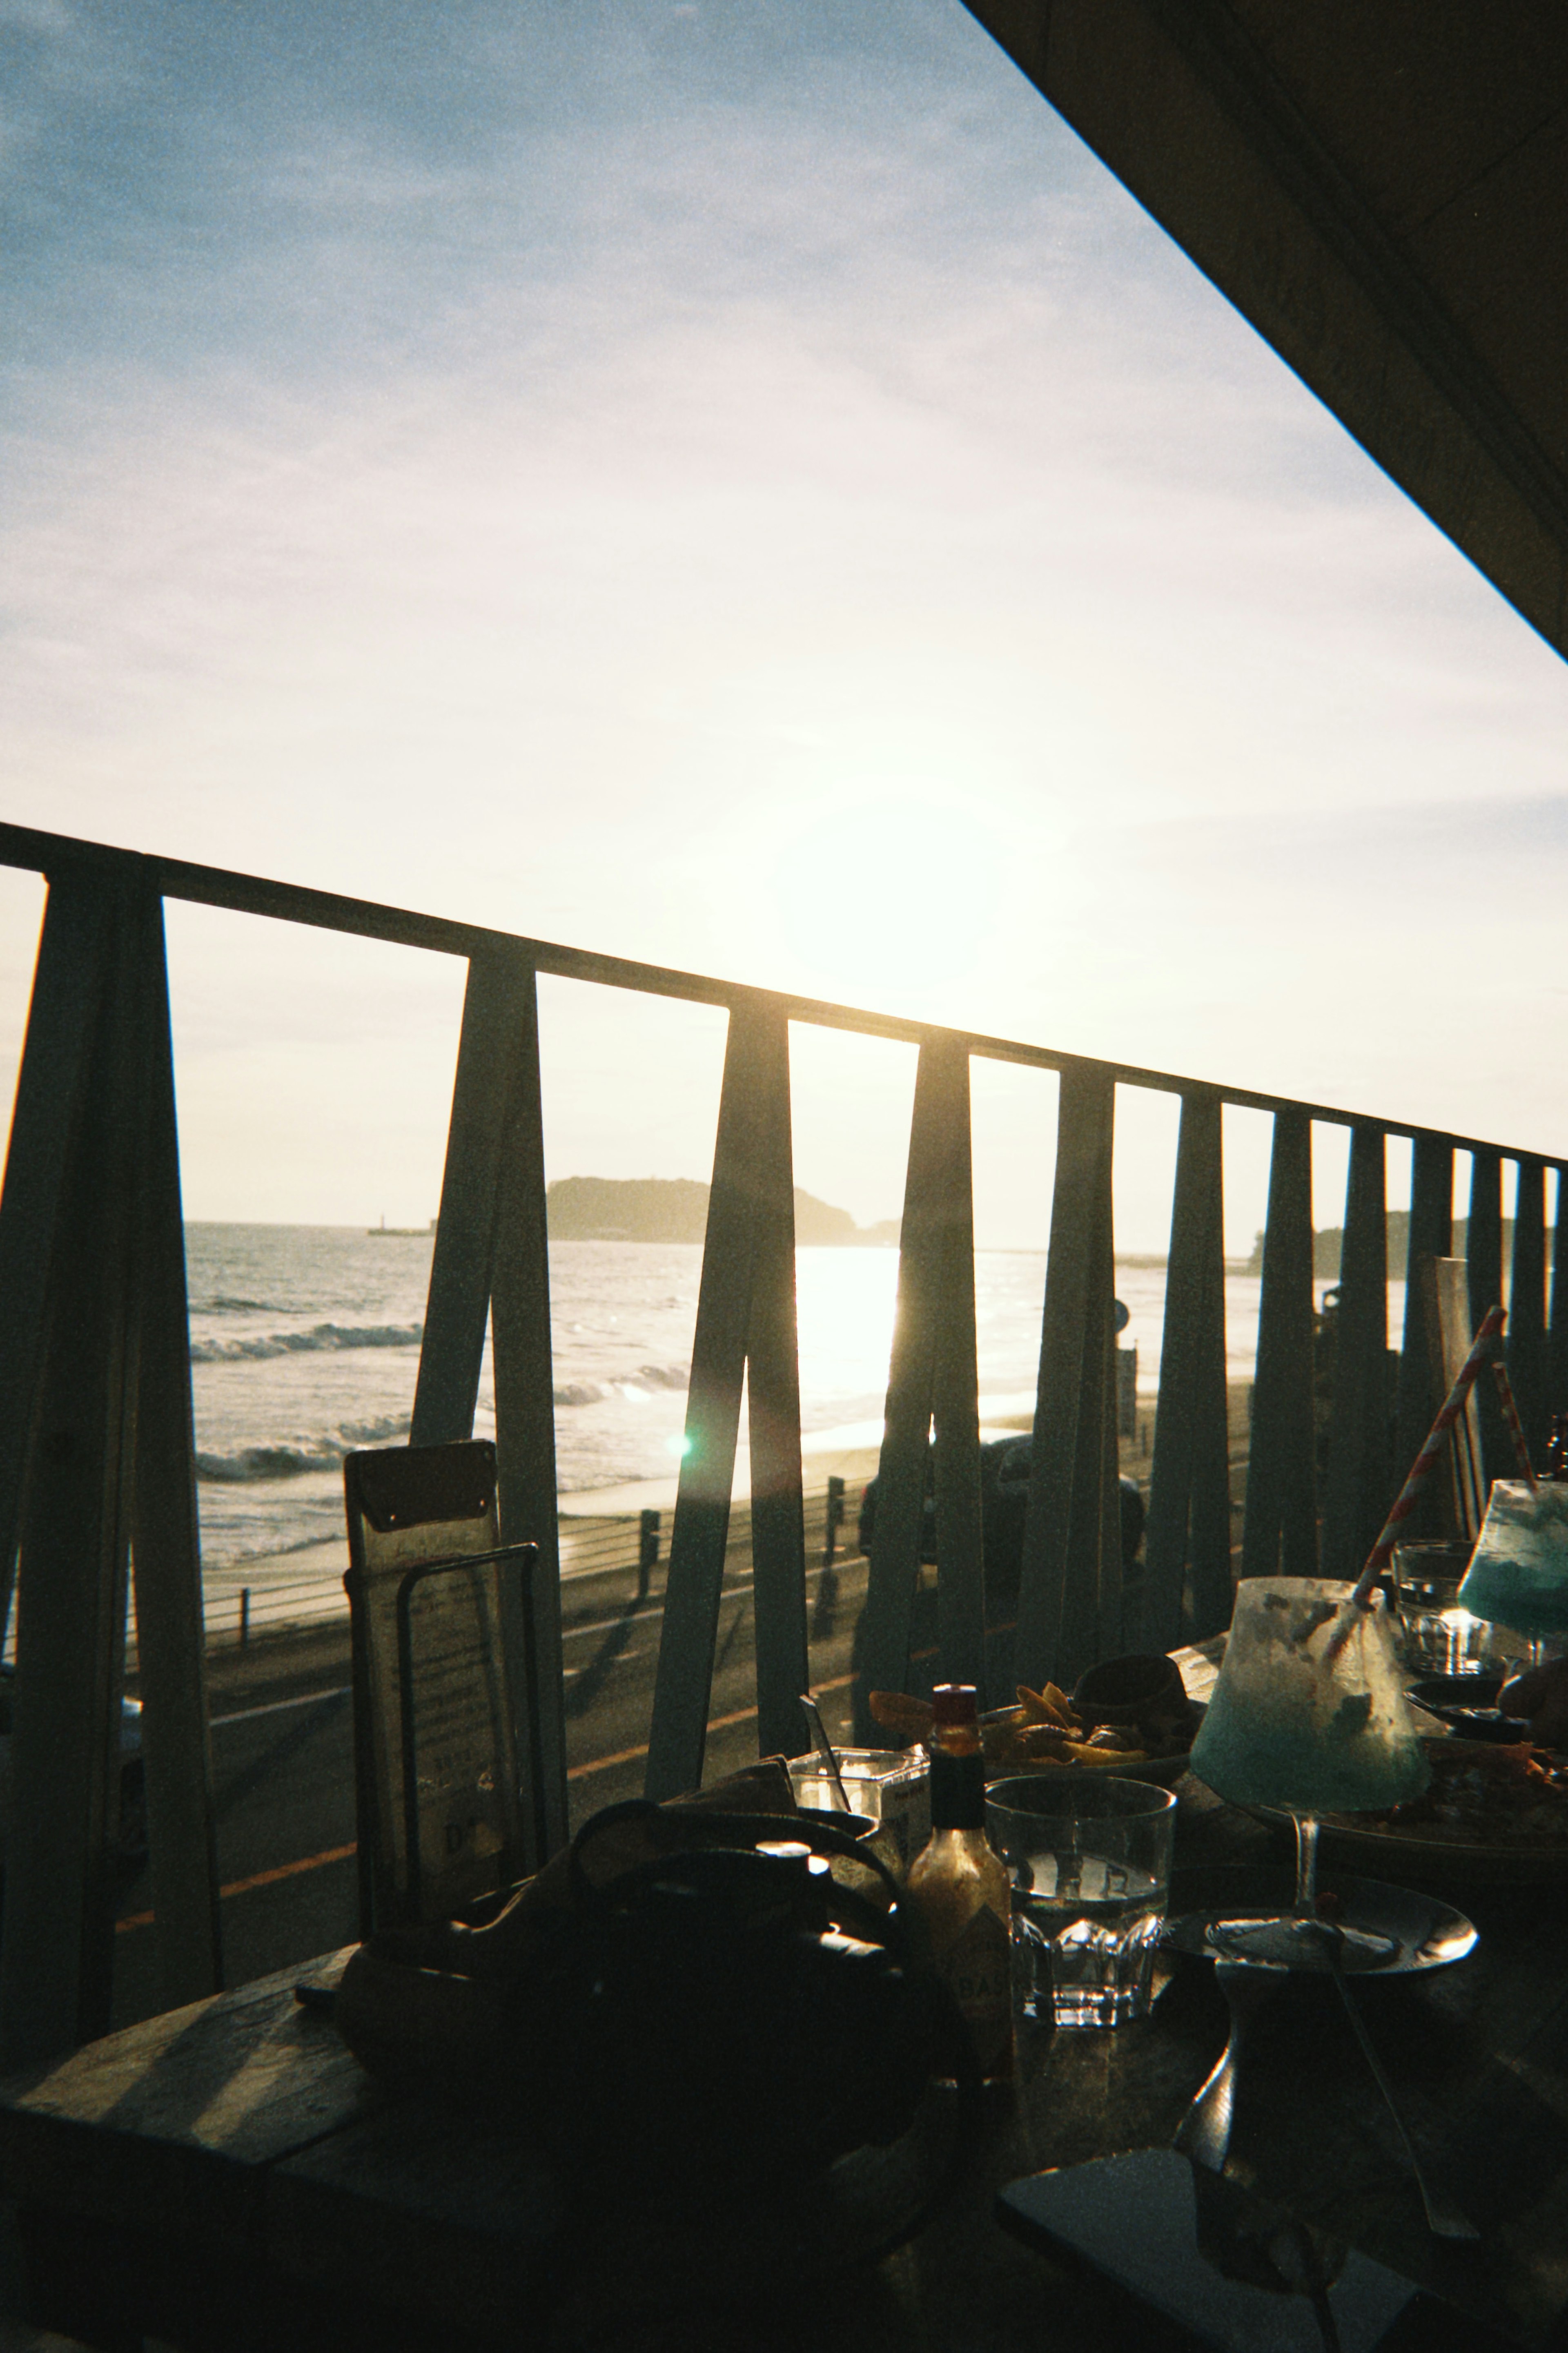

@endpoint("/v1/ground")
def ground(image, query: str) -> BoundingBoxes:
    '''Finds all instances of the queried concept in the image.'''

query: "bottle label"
[943,1905,1012,2075]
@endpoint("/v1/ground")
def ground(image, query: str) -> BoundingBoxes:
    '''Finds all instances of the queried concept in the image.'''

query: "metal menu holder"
[343,1441,542,1932]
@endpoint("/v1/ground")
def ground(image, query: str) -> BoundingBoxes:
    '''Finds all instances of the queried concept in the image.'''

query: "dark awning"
[964,0,1568,659]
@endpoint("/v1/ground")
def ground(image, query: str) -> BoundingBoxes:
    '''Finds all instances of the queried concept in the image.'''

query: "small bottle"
[906,1684,1013,2082]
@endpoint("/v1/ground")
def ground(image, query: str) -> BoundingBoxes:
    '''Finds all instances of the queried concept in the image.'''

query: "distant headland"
[544,1175,900,1247]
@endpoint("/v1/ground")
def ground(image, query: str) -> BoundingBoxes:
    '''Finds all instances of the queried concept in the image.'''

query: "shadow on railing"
[0,820,1564,2065]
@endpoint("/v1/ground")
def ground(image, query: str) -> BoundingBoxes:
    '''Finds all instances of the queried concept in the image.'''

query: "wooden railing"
[0,819,1563,2064]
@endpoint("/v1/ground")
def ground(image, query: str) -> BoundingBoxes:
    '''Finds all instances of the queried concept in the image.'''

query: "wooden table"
[8,1783,1568,2350]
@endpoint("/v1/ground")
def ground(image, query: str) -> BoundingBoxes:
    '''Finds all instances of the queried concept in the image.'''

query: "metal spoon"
[1323,1940,1480,2242]
[1173,1962,1278,2173]
[799,1691,852,1812]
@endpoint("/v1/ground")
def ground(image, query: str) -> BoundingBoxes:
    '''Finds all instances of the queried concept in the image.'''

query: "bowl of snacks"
[869,1661,1201,1787]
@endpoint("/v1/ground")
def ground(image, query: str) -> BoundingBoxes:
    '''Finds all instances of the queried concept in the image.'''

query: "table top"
[7,1684,1568,2350]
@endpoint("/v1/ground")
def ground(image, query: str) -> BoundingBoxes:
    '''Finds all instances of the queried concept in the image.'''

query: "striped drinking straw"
[1332,1305,1507,1640]
[1490,1356,1541,1492]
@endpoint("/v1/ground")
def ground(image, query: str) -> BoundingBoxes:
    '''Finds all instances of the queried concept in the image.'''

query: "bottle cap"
[931,1683,978,1726]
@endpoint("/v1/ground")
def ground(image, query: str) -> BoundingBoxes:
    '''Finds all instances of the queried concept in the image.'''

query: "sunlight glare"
[795,1245,900,1417]
[764,796,1012,1003]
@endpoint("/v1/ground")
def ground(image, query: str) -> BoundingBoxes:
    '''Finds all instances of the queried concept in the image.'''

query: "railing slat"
[1016,1065,1119,1690]
[1243,1108,1318,1581]
[412,954,537,1447]
[127,893,224,2009]
[411,952,565,1858]
[645,1008,802,1799]
[1509,1158,1549,1463]
[1550,1169,1568,1415]
[0,877,139,2065]
[1145,1093,1232,1647]
[487,967,568,1857]
[0,876,114,1642]
[926,1049,985,1700]
[1321,1125,1390,1580]
[1394,1135,1454,1539]
[738,1017,808,1763]
[855,1039,984,1721]
[1468,1149,1508,1483]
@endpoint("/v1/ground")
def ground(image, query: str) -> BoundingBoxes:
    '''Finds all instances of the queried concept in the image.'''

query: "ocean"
[186,1224,1399,1578]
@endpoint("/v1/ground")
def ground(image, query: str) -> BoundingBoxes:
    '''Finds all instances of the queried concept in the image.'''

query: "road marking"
[559,1556,861,1646]
[116,1840,359,1935]
[212,1687,351,1727]
[120,1664,861,1926]
[564,1670,855,1780]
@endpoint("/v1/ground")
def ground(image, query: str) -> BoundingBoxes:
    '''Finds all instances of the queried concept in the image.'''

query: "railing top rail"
[1,819,1556,1166]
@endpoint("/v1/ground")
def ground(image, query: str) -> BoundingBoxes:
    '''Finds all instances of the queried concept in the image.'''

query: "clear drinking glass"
[984,1776,1176,2029]
[1391,1541,1493,1677]
[1187,1576,1429,1968]
[1456,1482,1568,1666]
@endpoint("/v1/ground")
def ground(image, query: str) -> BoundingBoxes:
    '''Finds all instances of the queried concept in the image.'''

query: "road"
[110,1533,874,2029]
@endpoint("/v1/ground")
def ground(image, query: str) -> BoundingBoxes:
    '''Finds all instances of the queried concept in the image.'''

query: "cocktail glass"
[1188,1577,1430,1969]
[1455,1481,1568,1667]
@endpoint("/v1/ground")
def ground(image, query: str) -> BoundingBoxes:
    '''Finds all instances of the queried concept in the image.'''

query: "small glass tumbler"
[786,1748,930,1870]
[1392,1542,1492,1677]
[984,1776,1176,2030]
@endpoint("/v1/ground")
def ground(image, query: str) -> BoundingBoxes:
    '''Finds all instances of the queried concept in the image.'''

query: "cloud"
[3,0,1568,1210]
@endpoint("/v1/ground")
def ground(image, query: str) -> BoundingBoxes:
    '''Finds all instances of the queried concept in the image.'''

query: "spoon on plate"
[1318,1928,1479,2241]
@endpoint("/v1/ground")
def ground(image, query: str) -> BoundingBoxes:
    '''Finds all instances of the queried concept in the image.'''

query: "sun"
[762,794,1007,1006]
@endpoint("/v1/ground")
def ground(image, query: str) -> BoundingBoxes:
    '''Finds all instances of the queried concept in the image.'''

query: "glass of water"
[985,1775,1177,2030]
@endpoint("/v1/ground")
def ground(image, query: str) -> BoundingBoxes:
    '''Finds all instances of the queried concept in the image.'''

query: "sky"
[3,0,1567,1250]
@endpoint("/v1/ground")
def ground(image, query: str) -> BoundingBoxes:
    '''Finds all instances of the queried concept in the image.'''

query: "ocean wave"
[551,1363,688,1407]
[196,1413,411,1483]
[191,1321,423,1364]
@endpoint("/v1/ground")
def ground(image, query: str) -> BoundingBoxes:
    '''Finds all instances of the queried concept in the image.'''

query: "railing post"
[1144,1092,1232,1648]
[637,1509,660,1600]
[412,952,566,1860]
[1321,1126,1390,1580]
[1242,1107,1318,1581]
[1015,1064,1119,1691]
[645,1006,805,1798]
[854,1039,984,1727]
[1468,1149,1508,1483]
[1394,1135,1454,1539]
[412,953,535,1447]
[739,1011,809,1765]
[125,891,224,2014]
[1509,1158,1548,1464]
[488,969,568,1860]
[823,1474,845,1568]
[0,870,222,2063]
[1550,1169,1568,1414]
[0,874,114,1645]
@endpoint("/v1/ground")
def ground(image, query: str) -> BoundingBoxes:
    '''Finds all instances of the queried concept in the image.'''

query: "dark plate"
[1239,1748,1568,1886]
[1163,1871,1477,1974]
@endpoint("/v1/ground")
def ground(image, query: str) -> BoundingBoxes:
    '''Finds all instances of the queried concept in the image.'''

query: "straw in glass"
[1325,1305,1506,1652]
[1490,1356,1541,1492]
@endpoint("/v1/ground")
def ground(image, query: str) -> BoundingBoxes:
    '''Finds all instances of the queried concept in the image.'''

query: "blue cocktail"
[1456,1482,1568,1656]
[1189,1577,1429,1967]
